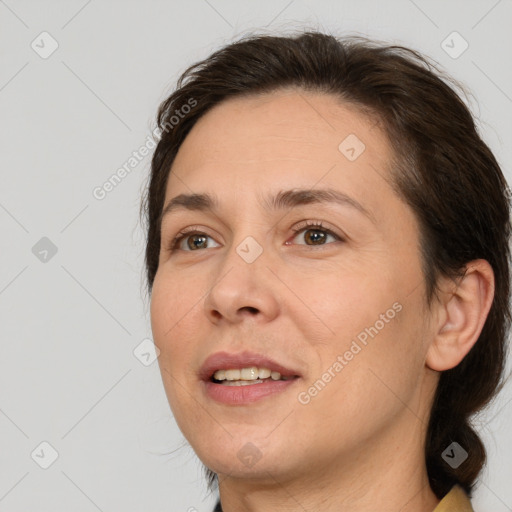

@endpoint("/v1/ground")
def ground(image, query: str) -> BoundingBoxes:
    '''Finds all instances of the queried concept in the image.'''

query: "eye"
[169,226,221,252]
[288,221,343,246]
[167,220,344,253]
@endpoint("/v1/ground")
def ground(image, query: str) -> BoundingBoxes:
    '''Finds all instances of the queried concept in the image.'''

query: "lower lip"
[203,378,300,405]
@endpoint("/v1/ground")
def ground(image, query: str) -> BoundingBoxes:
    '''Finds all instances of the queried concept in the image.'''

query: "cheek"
[288,262,395,344]
[334,296,424,408]
[297,304,425,449]
[149,273,204,383]
[150,270,200,339]
[292,260,422,389]
[150,277,204,426]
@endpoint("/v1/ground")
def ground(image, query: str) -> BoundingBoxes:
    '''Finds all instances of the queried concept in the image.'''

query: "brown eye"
[170,230,220,252]
[290,222,343,246]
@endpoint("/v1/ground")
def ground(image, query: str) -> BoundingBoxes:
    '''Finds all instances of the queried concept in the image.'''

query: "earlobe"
[426,259,495,372]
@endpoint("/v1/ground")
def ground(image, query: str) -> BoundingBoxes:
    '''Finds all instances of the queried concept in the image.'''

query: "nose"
[203,243,280,325]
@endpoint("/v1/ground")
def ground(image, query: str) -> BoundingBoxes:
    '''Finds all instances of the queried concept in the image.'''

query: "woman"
[141,31,511,511]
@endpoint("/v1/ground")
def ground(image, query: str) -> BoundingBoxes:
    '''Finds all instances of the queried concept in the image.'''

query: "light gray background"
[1,1,511,511]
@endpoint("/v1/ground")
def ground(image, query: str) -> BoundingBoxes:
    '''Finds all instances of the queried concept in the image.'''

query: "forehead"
[167,89,394,197]
[174,89,390,169]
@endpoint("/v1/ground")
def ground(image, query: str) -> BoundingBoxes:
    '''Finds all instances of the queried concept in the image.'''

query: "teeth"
[214,370,226,380]
[225,369,241,381]
[241,367,259,380]
[212,366,295,382]
[258,368,271,379]
[220,379,265,387]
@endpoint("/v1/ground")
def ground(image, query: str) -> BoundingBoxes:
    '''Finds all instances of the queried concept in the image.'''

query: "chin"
[194,436,299,481]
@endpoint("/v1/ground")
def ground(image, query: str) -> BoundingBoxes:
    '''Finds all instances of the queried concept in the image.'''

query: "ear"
[426,259,495,371]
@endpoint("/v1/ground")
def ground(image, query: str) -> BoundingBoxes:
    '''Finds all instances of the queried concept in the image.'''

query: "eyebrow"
[159,188,376,226]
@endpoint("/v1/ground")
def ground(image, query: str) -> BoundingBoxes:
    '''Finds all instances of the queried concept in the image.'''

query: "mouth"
[210,366,300,385]
[200,350,302,404]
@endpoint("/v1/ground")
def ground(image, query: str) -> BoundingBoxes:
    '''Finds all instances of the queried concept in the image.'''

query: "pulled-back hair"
[140,30,511,499]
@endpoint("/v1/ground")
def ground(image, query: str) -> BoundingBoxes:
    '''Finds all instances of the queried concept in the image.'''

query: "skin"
[150,88,494,512]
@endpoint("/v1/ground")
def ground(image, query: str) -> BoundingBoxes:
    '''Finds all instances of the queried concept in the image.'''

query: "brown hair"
[140,30,511,499]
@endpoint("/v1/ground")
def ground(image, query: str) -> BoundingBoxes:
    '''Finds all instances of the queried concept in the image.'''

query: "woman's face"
[150,89,437,484]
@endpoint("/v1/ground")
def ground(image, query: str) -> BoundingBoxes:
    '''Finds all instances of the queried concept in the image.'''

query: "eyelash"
[168,221,343,252]
[289,220,343,246]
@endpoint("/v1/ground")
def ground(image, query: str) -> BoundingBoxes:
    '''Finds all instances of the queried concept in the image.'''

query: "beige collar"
[433,485,474,512]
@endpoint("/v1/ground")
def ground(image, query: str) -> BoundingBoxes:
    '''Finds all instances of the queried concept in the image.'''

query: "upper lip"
[199,350,302,381]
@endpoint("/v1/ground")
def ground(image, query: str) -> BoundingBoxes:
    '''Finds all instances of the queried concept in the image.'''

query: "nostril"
[242,307,259,314]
